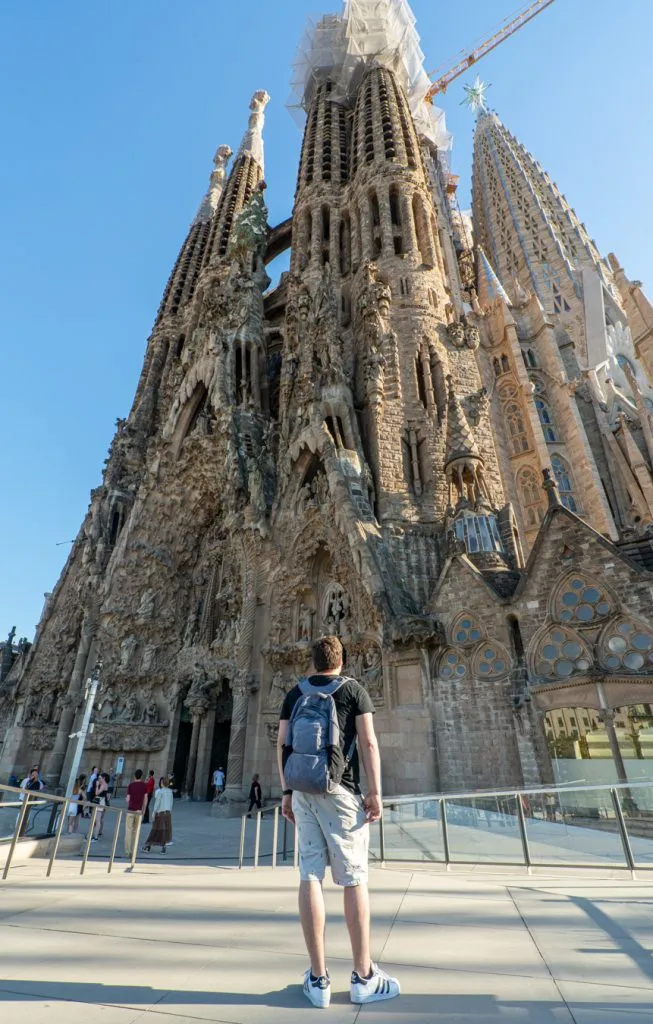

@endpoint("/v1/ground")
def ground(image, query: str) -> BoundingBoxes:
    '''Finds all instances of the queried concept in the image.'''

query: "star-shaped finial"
[461,75,490,113]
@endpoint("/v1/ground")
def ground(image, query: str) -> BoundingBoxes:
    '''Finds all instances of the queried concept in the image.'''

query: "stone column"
[401,193,418,254]
[193,704,216,800]
[183,706,205,798]
[224,677,249,797]
[48,612,95,784]
[379,188,394,254]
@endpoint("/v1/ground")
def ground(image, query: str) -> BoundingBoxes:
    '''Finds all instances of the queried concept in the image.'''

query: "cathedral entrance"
[206,681,233,799]
[172,707,193,793]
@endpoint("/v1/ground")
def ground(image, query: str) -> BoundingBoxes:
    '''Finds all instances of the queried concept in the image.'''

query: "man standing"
[143,769,156,823]
[277,635,400,1009]
[18,766,44,836]
[212,766,225,800]
[125,769,148,858]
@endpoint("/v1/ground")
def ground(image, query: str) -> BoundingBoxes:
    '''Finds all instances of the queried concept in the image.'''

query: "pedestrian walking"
[247,774,262,817]
[67,778,82,833]
[212,766,225,800]
[143,769,155,824]
[143,777,173,854]
[18,766,44,836]
[125,769,148,858]
[278,635,400,1009]
[91,773,109,841]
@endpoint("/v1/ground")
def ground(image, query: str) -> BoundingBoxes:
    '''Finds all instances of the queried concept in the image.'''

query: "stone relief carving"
[119,636,138,672]
[298,604,314,642]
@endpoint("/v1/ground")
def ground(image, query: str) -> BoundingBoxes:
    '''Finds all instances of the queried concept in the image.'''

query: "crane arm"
[425,0,556,103]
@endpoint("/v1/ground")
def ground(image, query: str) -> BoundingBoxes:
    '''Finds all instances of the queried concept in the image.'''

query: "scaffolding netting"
[287,0,452,152]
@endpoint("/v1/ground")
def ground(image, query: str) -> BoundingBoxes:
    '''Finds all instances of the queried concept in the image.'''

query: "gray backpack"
[283,677,356,795]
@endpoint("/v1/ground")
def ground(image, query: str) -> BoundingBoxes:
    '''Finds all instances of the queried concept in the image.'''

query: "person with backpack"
[247,774,262,817]
[277,635,400,1010]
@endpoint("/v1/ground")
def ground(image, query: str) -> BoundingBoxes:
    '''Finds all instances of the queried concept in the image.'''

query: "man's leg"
[344,882,371,978]
[124,814,135,857]
[298,880,327,979]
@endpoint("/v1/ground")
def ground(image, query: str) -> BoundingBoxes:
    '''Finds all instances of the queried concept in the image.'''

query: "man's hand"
[363,792,382,823]
[281,793,295,824]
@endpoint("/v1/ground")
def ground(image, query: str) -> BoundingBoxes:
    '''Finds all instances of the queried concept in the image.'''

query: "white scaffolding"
[287,0,452,152]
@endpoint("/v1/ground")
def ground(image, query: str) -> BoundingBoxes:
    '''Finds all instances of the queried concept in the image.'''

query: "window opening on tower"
[370,191,382,256]
[389,185,404,256]
[321,206,330,265]
[412,194,433,267]
[339,213,351,275]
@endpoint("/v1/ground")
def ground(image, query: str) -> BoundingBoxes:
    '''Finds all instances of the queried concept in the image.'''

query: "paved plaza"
[1,803,653,1022]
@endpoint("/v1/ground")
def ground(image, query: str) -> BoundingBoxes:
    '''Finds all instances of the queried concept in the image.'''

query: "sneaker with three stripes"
[302,968,331,1009]
[350,962,401,1004]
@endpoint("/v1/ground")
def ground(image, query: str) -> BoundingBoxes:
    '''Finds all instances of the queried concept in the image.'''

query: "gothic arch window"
[522,348,537,368]
[501,354,510,373]
[430,351,447,422]
[369,190,382,256]
[304,209,313,262]
[532,626,592,681]
[553,574,614,626]
[438,648,467,680]
[551,454,578,511]
[493,357,501,377]
[450,614,483,646]
[389,184,404,255]
[472,641,511,679]
[339,213,351,275]
[505,402,529,454]
[535,395,557,442]
[517,466,544,526]
[321,205,330,265]
[598,617,653,673]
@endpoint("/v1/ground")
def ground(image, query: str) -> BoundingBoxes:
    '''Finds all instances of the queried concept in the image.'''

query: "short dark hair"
[134,769,143,780]
[312,635,343,673]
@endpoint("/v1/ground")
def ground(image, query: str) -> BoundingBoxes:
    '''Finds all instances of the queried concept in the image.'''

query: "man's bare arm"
[277,719,295,823]
[355,712,382,821]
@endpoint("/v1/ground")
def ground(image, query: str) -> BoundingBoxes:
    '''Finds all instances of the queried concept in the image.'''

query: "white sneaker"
[350,962,401,1004]
[302,968,331,1009]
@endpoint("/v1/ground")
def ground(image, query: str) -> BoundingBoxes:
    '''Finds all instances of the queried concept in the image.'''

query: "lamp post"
[64,660,102,800]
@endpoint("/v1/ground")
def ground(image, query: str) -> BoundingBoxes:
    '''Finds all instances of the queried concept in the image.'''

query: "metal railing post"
[2,795,31,880]
[108,810,123,874]
[81,806,98,875]
[293,821,299,868]
[272,806,279,869]
[46,798,69,878]
[238,814,246,869]
[282,815,288,862]
[440,799,450,869]
[516,794,532,873]
[130,810,144,871]
[254,810,262,869]
[611,788,636,876]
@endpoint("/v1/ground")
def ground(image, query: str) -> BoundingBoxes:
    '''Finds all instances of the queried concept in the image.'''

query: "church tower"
[472,104,653,545]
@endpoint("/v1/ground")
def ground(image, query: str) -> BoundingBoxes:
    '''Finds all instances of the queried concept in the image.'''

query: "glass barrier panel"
[619,786,653,868]
[373,799,444,863]
[445,794,524,864]
[519,788,628,867]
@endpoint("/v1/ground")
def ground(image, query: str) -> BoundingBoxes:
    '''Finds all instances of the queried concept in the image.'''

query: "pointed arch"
[516,465,544,526]
[551,454,578,511]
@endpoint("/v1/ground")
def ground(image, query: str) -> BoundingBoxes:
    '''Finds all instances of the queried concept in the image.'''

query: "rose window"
[600,620,653,673]
[534,628,591,681]
[451,616,483,646]
[472,642,510,679]
[439,649,467,680]
[555,576,613,625]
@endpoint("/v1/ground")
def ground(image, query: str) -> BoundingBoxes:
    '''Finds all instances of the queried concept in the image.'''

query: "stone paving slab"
[1,822,653,1023]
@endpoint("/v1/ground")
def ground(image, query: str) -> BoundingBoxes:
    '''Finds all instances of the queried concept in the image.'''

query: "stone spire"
[477,246,511,309]
[193,144,233,225]
[472,109,606,310]
[155,143,233,322]
[444,375,480,465]
[203,91,270,266]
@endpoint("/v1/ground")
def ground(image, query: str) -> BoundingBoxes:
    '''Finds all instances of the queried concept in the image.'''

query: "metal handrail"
[0,781,144,879]
[377,780,653,877]
[381,779,653,806]
[238,803,298,870]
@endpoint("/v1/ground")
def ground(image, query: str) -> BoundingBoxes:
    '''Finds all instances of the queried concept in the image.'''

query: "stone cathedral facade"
[2,0,653,799]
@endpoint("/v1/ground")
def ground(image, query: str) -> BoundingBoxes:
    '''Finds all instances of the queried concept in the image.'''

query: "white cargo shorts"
[293,785,369,887]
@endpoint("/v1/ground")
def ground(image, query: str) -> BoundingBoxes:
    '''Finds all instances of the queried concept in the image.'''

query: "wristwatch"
[282,789,293,796]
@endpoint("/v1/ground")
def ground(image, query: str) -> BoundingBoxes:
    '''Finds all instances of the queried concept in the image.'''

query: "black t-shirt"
[280,675,375,793]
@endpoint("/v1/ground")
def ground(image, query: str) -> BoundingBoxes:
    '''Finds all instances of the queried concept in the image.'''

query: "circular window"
[576,605,594,622]
[556,578,612,624]
[453,616,483,646]
[583,588,601,604]
[602,621,653,673]
[535,629,590,681]
[440,649,467,680]
[472,642,510,679]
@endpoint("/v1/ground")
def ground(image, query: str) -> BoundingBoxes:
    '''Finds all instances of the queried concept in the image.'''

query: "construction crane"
[425,0,556,103]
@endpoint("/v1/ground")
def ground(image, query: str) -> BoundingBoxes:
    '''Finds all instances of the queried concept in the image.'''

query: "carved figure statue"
[246,457,267,520]
[38,690,54,722]
[21,694,36,724]
[98,689,116,721]
[119,636,138,673]
[137,589,155,621]
[141,701,158,725]
[313,262,336,325]
[447,321,466,349]
[298,603,313,642]
[362,646,384,705]
[120,695,140,723]
[325,586,347,635]
[265,671,288,713]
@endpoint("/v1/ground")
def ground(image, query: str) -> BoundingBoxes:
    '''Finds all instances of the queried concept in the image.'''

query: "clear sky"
[2,0,652,640]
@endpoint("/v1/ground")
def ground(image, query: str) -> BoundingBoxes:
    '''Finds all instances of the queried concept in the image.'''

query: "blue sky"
[2,0,652,639]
